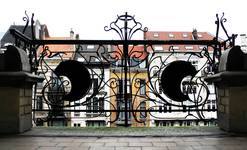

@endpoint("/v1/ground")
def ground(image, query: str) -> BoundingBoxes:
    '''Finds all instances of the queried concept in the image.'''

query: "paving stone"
[129,142,152,146]
[153,142,177,147]
[80,142,105,146]
[176,141,201,146]
[37,146,64,150]
[105,142,128,146]
[192,145,219,150]
[167,146,193,150]
[73,137,98,143]
[115,147,142,150]
[142,147,168,150]
[0,145,38,150]
[89,146,115,150]
[216,145,247,150]
[56,142,81,146]
[63,146,90,150]
[95,137,118,142]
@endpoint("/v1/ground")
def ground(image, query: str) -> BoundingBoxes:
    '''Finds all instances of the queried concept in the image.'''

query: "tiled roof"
[145,31,215,51]
[38,37,75,59]
[0,25,33,47]
[112,45,148,60]
[1,24,49,48]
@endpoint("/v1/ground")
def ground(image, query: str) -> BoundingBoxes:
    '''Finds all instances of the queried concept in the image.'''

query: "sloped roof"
[1,24,49,48]
[38,37,75,59]
[0,25,33,47]
[145,31,216,51]
[112,45,148,60]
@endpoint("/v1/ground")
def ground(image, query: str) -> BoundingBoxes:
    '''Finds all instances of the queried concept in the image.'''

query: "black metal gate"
[10,12,236,127]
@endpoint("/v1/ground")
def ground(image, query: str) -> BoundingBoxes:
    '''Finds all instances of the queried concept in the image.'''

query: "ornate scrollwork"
[10,12,235,126]
[104,12,148,40]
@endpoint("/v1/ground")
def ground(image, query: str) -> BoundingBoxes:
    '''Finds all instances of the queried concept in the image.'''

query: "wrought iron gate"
[9,12,236,127]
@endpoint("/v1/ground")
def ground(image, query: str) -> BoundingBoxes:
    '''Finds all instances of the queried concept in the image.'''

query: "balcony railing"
[8,12,237,127]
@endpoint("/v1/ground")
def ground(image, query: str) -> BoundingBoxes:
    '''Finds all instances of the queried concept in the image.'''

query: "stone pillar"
[205,46,247,132]
[0,72,43,134]
[0,45,43,134]
[215,79,247,132]
[0,84,32,133]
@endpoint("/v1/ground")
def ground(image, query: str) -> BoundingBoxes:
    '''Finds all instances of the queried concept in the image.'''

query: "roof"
[1,25,33,47]
[145,31,216,51]
[112,45,148,60]
[38,37,75,59]
[1,24,49,48]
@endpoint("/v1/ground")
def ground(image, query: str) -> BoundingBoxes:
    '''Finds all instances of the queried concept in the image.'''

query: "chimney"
[75,34,79,40]
[192,29,198,40]
[70,28,74,39]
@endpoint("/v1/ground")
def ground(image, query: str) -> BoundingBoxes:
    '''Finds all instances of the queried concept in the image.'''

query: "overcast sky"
[0,0,246,42]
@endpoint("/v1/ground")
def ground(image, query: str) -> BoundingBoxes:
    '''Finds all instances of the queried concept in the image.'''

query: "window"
[86,121,105,127]
[153,70,158,77]
[191,60,198,70]
[154,46,163,51]
[36,96,43,110]
[118,79,130,94]
[93,97,98,112]
[117,99,132,121]
[74,102,80,116]
[36,73,44,88]
[86,97,91,113]
[198,34,202,38]
[159,82,163,94]
[86,97,104,114]
[92,78,98,92]
[168,33,174,38]
[77,57,86,62]
[130,58,140,67]
[140,102,146,119]
[182,33,188,38]
[212,100,216,110]
[140,79,146,95]
[199,46,206,50]
[207,100,211,110]
[98,97,104,111]
[74,112,80,117]
[172,46,179,50]
[153,33,159,38]
[87,45,95,49]
[185,46,194,50]
[182,85,197,94]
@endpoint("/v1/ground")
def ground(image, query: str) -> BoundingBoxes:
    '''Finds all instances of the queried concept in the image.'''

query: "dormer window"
[87,45,94,49]
[172,46,179,50]
[168,33,174,38]
[153,33,159,38]
[199,46,206,50]
[185,46,193,50]
[182,33,188,38]
[154,46,163,51]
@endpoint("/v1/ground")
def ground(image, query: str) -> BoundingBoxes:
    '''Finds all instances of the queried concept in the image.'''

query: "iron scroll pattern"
[12,12,236,126]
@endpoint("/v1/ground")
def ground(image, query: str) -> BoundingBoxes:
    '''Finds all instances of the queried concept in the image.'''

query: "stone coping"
[0,71,44,86]
[19,126,228,137]
[204,71,247,87]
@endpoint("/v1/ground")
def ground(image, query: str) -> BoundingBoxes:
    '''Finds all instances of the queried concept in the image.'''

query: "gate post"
[205,46,247,132]
[0,45,43,134]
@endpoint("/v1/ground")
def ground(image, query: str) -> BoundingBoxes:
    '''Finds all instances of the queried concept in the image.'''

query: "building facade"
[144,30,217,127]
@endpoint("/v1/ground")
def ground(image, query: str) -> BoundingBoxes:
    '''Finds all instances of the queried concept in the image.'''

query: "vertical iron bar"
[124,12,129,127]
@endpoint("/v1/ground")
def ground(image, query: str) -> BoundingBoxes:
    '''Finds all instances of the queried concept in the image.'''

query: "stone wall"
[0,84,32,133]
[217,85,247,132]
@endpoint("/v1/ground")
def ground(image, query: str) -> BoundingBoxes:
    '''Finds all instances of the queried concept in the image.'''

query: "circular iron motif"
[54,60,91,101]
[161,61,197,102]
